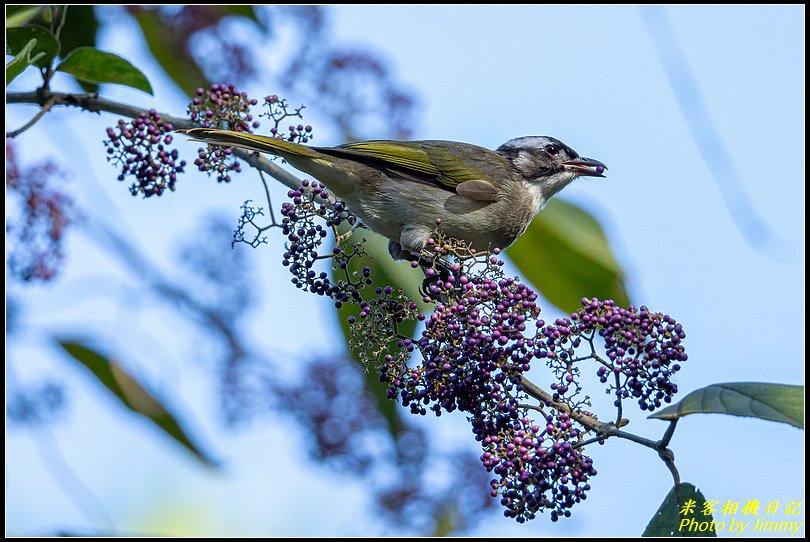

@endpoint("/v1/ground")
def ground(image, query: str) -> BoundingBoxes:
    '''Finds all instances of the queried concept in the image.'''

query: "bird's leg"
[399,224,433,257]
[387,239,453,300]
[335,220,365,246]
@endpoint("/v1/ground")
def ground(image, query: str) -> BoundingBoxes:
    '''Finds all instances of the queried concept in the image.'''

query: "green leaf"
[333,233,426,436]
[6,24,59,68]
[58,339,217,467]
[507,198,630,314]
[55,47,153,94]
[649,382,804,429]
[128,8,207,97]
[6,37,44,85]
[643,483,717,537]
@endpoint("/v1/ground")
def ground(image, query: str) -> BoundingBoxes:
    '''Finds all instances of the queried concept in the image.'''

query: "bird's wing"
[317,140,500,193]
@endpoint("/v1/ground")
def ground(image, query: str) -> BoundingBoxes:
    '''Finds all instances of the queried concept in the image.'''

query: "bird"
[181,128,606,260]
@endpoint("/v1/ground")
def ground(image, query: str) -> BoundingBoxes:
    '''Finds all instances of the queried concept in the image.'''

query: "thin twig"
[658,446,680,486]
[257,169,279,227]
[6,97,55,138]
[572,434,607,450]
[520,376,612,433]
[51,5,68,42]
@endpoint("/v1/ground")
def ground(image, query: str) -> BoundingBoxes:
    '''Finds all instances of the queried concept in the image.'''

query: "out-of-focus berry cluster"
[7,379,65,426]
[188,84,259,183]
[276,354,496,532]
[541,298,686,411]
[6,141,78,282]
[103,110,186,197]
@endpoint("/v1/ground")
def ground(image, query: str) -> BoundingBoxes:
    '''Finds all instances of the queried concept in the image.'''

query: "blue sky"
[6,5,805,536]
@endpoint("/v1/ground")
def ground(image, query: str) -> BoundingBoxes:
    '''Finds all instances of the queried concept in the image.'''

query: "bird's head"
[497,136,606,204]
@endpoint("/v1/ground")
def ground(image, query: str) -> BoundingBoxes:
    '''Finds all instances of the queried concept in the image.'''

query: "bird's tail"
[178,128,321,159]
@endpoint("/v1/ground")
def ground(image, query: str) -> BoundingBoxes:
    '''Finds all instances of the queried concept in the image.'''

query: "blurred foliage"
[58,5,98,56]
[59,5,98,92]
[58,340,217,467]
[125,6,223,97]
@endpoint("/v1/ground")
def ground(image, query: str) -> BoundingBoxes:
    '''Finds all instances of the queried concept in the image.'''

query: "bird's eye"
[545,144,560,155]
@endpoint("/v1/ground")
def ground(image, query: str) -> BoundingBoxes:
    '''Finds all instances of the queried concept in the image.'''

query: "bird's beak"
[563,157,607,178]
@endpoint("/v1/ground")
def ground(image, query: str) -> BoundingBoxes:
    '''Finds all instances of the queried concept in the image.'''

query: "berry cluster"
[104,110,186,197]
[279,180,362,304]
[6,141,77,282]
[188,84,259,183]
[269,122,313,143]
[276,181,419,367]
[385,267,540,416]
[541,298,686,411]
[483,413,596,523]
[380,252,595,522]
[188,83,259,131]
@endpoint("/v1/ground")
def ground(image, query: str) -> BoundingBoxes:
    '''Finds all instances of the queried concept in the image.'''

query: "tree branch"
[6,90,304,191]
